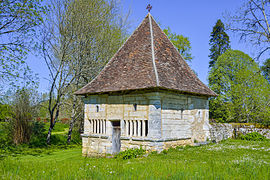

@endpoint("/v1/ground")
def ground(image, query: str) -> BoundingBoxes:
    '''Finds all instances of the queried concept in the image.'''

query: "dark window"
[181,108,184,119]
[112,121,120,127]
[128,121,130,135]
[145,121,148,136]
[133,104,137,111]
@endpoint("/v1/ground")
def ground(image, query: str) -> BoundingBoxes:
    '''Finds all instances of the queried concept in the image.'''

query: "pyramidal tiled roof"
[75,14,217,97]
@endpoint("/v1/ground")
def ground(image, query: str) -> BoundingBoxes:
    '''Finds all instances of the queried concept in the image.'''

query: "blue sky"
[27,0,257,93]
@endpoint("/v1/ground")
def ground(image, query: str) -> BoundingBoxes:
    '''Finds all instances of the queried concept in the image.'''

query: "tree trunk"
[67,120,74,144]
[46,125,53,144]
[47,106,60,144]
[67,95,76,144]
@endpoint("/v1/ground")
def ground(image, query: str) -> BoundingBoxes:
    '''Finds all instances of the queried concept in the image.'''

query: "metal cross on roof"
[146,4,152,12]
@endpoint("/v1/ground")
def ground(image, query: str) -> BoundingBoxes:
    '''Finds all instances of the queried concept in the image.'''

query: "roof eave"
[75,87,217,98]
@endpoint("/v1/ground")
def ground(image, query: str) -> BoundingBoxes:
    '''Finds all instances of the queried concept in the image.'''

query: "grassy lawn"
[0,139,270,179]
[44,123,70,135]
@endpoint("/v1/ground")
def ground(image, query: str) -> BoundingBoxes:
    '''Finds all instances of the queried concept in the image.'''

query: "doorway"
[111,121,121,154]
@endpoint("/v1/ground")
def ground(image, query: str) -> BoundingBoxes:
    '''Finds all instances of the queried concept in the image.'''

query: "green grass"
[44,123,69,134]
[0,139,270,179]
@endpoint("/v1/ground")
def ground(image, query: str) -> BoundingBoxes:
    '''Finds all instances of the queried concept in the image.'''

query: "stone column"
[93,120,96,133]
[138,120,141,136]
[97,120,100,134]
[100,120,102,134]
[142,120,145,137]
[90,120,92,134]
[131,121,134,136]
[125,120,129,136]
[134,120,137,136]
[100,119,104,134]
[103,120,106,134]
[104,120,107,134]
[89,120,91,134]
[90,120,93,134]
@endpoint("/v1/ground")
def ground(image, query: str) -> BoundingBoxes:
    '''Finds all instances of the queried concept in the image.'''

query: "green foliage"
[161,149,168,154]
[209,19,230,68]
[0,122,12,149]
[44,123,69,132]
[0,104,13,121]
[0,0,46,90]
[163,27,193,62]
[70,128,82,144]
[0,118,79,152]
[10,88,35,145]
[50,134,68,145]
[261,58,270,83]
[208,49,270,124]
[115,148,146,160]
[41,0,128,144]
[37,93,50,118]
[240,132,267,141]
[29,121,47,147]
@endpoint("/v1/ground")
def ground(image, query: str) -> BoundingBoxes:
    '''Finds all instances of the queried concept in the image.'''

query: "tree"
[65,0,128,143]
[209,19,230,68]
[0,104,13,121]
[10,88,38,145]
[40,0,128,144]
[261,58,270,83]
[40,0,78,144]
[208,49,270,124]
[227,0,270,59]
[0,0,46,89]
[163,27,193,62]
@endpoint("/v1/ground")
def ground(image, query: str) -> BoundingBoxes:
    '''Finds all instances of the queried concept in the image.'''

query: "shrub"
[11,89,33,145]
[0,122,12,149]
[240,132,267,141]
[29,121,47,147]
[115,148,146,160]
[50,134,68,145]
[70,128,82,144]
[161,149,168,154]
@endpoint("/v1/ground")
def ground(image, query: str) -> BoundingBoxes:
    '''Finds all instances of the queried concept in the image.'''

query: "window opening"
[145,121,148,136]
[133,104,137,111]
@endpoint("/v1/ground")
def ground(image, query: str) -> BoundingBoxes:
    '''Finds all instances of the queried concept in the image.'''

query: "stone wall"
[209,123,270,142]
[160,93,210,142]
[232,124,270,139]
[82,135,111,156]
[209,123,233,142]
[189,96,211,142]
[82,135,192,156]
[82,91,211,155]
[161,94,190,139]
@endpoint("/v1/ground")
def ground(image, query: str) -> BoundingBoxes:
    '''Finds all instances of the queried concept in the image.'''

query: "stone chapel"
[75,13,217,156]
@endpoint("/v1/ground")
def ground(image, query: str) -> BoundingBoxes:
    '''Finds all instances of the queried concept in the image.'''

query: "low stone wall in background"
[232,124,270,139]
[209,123,233,142]
[209,123,270,142]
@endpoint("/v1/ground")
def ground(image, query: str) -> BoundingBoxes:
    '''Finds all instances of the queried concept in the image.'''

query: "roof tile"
[75,14,217,97]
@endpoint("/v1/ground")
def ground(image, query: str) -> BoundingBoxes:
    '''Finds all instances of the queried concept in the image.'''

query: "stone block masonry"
[210,123,233,142]
[209,123,270,142]
[81,91,211,156]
